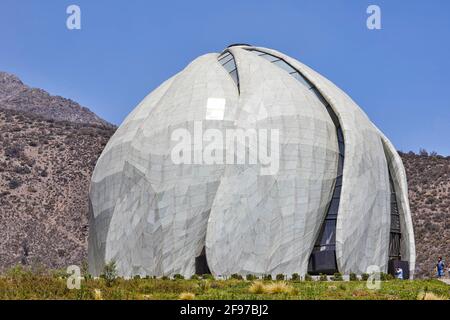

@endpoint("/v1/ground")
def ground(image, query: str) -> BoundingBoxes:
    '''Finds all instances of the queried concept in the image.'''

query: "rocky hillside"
[0,72,112,127]
[400,151,450,278]
[0,108,114,270]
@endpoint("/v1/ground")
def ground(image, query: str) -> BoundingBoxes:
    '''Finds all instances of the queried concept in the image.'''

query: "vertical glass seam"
[244,48,345,274]
[218,50,240,93]
[387,169,402,260]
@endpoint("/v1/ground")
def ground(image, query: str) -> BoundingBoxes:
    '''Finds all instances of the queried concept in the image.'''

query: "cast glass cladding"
[244,48,344,274]
[218,51,240,92]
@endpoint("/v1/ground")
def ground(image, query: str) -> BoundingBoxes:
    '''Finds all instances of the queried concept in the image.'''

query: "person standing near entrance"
[395,267,403,280]
[436,257,445,278]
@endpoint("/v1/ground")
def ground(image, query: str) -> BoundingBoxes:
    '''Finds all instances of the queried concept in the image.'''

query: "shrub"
[133,275,141,280]
[304,274,312,281]
[276,274,285,281]
[332,273,343,281]
[246,274,257,281]
[161,275,169,280]
[197,280,211,292]
[100,261,117,287]
[417,292,447,300]
[349,273,358,281]
[8,178,21,189]
[230,273,243,280]
[93,289,103,300]
[14,165,31,174]
[319,274,328,281]
[291,273,300,281]
[4,145,23,158]
[263,274,272,281]
[361,273,369,281]
[173,273,184,280]
[419,148,428,156]
[179,292,195,300]
[202,274,214,280]
[190,274,200,280]
[380,272,394,281]
[6,265,30,279]
[248,281,265,294]
[264,281,293,294]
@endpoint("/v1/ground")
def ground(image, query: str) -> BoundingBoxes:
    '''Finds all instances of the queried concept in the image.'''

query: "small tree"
[380,272,393,281]
[8,178,21,189]
[231,273,243,280]
[276,274,285,281]
[291,273,300,281]
[349,272,358,281]
[263,274,272,281]
[101,261,117,287]
[246,274,256,281]
[332,272,343,281]
[419,148,428,156]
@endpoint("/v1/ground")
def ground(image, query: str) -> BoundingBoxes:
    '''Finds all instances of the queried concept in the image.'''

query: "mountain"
[0,72,112,127]
[0,108,114,270]
[0,72,114,270]
[400,151,450,277]
[0,72,448,278]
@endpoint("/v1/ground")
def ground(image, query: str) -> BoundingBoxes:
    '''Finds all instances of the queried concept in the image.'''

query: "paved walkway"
[438,278,450,285]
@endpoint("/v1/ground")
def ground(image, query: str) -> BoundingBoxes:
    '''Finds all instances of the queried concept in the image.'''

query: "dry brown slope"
[0,108,114,270]
[400,151,450,278]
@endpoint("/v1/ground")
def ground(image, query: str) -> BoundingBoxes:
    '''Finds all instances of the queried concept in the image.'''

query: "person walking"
[436,257,445,278]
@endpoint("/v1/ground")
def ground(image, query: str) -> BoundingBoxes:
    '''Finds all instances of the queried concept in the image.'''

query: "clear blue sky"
[1,0,449,155]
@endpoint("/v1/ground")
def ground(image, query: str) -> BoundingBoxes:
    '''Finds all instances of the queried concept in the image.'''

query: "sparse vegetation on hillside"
[0,108,114,271]
[399,151,450,278]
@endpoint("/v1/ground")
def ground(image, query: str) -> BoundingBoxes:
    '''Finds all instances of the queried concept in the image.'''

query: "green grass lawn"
[0,269,448,300]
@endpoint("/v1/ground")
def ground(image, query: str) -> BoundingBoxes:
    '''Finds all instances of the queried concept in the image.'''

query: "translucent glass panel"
[244,48,345,274]
[245,49,314,90]
[218,51,240,91]
[388,173,402,259]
